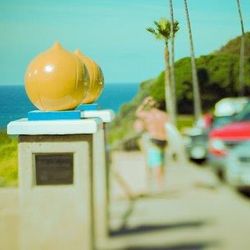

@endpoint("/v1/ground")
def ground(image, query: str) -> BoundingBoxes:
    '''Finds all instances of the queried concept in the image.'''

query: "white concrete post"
[7,118,101,250]
[81,109,115,247]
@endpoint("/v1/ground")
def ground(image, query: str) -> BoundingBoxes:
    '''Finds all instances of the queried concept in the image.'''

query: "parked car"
[184,97,249,163]
[224,141,250,190]
[183,127,207,163]
[208,100,250,178]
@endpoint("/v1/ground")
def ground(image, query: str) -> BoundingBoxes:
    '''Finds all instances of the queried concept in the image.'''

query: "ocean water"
[0,83,139,129]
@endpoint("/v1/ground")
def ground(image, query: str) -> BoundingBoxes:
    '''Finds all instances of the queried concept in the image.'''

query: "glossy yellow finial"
[74,50,104,104]
[52,41,62,50]
[25,43,87,111]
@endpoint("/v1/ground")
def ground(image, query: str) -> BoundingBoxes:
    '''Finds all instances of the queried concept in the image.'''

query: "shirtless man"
[135,97,168,192]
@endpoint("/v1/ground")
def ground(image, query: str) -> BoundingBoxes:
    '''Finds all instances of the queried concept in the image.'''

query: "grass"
[0,131,18,187]
[177,115,194,131]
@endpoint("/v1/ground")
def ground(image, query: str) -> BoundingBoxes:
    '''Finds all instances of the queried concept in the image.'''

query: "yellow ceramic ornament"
[25,42,87,111]
[75,50,104,104]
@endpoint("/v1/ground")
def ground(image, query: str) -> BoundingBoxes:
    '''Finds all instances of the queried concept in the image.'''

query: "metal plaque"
[35,153,73,185]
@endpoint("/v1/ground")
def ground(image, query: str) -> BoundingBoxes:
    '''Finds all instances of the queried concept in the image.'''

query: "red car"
[208,101,250,178]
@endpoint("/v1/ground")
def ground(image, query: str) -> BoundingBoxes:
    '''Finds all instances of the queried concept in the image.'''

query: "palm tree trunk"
[184,0,202,122]
[236,0,245,96]
[164,43,174,124]
[169,0,177,126]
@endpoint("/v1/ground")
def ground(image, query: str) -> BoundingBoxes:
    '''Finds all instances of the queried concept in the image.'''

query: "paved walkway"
[0,188,19,250]
[1,151,250,250]
[106,151,250,250]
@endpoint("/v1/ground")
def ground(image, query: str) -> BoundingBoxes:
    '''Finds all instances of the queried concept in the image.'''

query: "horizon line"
[0,82,141,86]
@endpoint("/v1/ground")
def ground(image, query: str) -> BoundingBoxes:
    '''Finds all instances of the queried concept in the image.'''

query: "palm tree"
[169,0,177,125]
[183,0,202,122]
[236,0,245,96]
[147,18,179,124]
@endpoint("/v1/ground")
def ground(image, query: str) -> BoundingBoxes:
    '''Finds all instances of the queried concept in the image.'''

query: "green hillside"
[108,33,250,145]
[150,32,250,113]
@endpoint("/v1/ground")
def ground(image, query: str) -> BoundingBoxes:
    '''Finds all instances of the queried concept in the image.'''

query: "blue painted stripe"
[28,110,81,121]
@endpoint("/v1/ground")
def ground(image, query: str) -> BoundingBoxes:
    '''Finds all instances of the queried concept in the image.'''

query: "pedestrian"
[135,97,168,192]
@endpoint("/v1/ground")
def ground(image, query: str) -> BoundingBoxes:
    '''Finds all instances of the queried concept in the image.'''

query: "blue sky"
[0,0,250,85]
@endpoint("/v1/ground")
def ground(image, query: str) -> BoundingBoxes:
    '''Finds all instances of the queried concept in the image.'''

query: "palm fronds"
[147,18,179,41]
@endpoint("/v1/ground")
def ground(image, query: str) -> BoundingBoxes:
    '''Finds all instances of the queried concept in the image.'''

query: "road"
[1,151,250,250]
[107,151,250,250]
